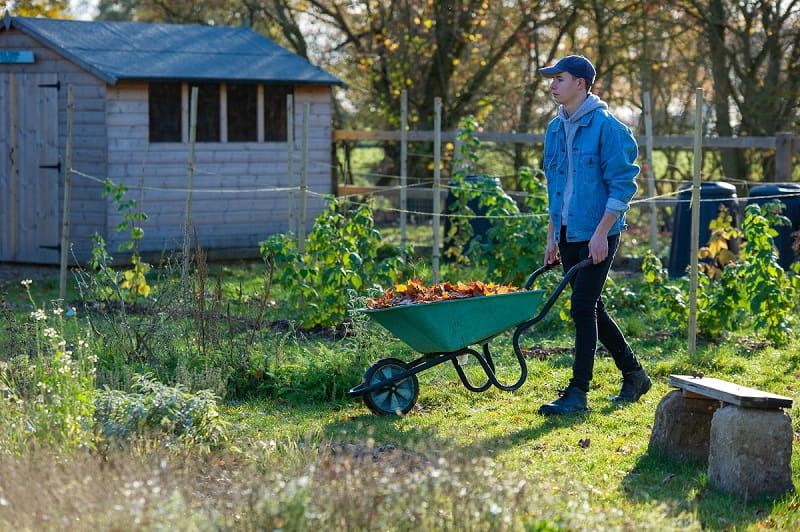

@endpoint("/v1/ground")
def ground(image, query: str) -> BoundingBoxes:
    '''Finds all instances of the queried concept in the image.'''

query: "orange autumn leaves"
[366,279,520,309]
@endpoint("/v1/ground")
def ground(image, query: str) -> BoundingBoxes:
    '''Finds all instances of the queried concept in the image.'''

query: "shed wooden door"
[0,72,60,263]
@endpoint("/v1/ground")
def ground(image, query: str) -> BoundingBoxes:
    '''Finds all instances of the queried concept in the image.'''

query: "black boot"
[610,368,652,403]
[538,386,589,415]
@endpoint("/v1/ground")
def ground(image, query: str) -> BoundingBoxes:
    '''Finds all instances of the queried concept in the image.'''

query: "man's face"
[547,72,586,108]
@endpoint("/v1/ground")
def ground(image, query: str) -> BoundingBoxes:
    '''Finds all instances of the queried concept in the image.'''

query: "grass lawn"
[220,327,800,530]
[1,261,799,530]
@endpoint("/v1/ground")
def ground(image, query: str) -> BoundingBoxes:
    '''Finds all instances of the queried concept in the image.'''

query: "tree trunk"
[706,0,748,182]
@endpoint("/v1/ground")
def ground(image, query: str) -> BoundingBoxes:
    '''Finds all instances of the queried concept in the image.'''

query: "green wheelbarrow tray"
[360,289,546,354]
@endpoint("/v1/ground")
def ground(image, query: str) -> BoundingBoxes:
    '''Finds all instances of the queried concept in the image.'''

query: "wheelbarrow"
[347,258,593,415]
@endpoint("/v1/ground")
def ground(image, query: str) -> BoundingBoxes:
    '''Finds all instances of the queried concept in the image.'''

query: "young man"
[538,55,651,415]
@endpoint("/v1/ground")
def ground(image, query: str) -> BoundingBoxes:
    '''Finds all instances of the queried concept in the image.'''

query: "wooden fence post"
[432,98,442,283]
[400,90,408,252]
[298,103,309,254]
[287,94,295,235]
[643,92,658,255]
[689,88,703,353]
[59,84,74,305]
[775,132,793,182]
[183,86,198,281]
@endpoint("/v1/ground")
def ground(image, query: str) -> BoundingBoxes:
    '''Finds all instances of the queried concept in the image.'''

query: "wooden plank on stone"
[669,375,793,409]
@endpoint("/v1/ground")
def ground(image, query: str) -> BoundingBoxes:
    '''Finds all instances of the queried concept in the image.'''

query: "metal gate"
[0,72,60,263]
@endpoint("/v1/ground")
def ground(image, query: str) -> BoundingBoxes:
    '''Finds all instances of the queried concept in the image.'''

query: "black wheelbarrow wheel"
[362,358,419,416]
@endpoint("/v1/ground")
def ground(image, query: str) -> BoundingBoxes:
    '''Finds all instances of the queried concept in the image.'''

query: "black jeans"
[559,226,640,393]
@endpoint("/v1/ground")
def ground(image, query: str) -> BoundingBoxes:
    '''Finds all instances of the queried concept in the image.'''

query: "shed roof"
[2,13,345,87]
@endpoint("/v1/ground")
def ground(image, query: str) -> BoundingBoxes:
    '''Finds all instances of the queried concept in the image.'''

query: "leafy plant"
[94,373,228,451]
[641,251,688,326]
[443,117,550,285]
[736,202,796,343]
[642,201,798,343]
[442,116,481,264]
[694,205,744,338]
[697,205,742,280]
[473,165,549,285]
[260,196,410,328]
[84,179,152,302]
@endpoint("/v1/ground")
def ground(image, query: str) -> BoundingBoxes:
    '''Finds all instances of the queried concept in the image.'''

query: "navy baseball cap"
[540,55,596,86]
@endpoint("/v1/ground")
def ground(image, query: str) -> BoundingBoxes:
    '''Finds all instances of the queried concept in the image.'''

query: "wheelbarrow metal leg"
[452,343,528,392]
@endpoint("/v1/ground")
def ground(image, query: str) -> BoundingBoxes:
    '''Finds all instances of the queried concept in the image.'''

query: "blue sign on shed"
[0,50,33,63]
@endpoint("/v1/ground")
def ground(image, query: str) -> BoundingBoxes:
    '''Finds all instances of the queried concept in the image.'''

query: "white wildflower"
[21,279,32,287]
[31,309,47,321]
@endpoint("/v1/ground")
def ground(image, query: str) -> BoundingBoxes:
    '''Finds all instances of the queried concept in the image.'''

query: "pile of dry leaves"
[366,279,519,309]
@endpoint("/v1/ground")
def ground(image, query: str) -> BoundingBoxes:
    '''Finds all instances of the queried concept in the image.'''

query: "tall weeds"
[0,280,96,453]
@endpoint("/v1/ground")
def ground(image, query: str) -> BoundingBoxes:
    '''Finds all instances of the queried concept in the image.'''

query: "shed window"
[149,83,182,142]
[227,84,258,142]
[265,85,292,142]
[148,82,295,143]
[196,84,221,142]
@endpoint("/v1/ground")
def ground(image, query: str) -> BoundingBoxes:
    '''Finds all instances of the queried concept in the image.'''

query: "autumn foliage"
[366,279,520,309]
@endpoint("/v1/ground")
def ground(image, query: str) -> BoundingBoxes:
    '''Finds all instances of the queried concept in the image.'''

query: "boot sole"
[538,406,590,415]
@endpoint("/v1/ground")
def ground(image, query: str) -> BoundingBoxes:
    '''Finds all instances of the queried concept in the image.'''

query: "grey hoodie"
[558,94,608,221]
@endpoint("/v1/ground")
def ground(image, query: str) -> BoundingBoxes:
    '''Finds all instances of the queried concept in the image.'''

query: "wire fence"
[56,87,798,294]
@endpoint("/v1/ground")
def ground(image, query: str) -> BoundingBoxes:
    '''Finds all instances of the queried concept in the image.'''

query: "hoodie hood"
[558,94,607,124]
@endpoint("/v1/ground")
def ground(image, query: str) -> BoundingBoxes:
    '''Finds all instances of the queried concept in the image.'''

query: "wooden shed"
[0,13,344,264]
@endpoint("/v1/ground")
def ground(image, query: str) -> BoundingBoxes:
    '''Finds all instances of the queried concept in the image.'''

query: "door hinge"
[39,162,62,172]
[38,81,61,90]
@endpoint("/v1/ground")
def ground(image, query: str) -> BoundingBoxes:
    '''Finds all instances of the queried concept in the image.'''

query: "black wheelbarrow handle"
[516,257,594,334]
[523,259,562,290]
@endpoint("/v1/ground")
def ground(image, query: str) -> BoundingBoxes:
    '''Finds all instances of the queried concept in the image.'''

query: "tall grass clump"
[1,271,229,455]
[0,437,697,530]
[0,280,97,453]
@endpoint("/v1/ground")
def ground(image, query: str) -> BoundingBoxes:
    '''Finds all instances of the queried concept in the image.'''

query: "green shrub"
[443,118,550,286]
[641,200,798,343]
[260,196,411,328]
[94,373,228,451]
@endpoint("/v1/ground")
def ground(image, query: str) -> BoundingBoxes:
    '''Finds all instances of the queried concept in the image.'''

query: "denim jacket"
[544,107,639,243]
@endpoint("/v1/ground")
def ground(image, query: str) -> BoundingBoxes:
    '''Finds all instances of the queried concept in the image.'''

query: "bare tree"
[682,0,800,181]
